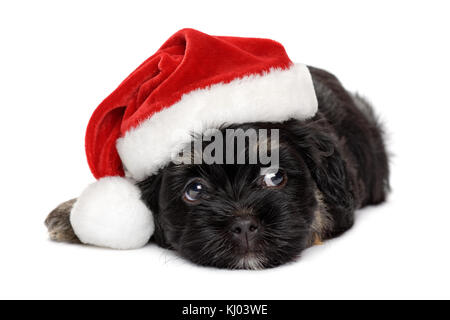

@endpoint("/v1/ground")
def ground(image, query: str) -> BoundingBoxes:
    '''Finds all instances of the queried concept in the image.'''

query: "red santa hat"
[70,28,318,249]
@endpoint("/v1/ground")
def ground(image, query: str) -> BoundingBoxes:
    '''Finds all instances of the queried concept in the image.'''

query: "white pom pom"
[70,177,154,249]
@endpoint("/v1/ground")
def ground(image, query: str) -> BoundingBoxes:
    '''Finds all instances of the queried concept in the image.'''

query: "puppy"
[46,67,389,269]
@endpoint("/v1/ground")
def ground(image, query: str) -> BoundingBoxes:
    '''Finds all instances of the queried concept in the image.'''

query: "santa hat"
[70,28,318,249]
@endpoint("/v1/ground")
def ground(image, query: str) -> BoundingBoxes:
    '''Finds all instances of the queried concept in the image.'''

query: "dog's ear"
[283,119,355,236]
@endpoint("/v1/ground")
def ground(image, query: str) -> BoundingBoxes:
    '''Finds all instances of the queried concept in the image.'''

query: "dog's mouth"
[173,221,302,269]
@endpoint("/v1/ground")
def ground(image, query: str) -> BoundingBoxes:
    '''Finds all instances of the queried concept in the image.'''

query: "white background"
[0,0,449,299]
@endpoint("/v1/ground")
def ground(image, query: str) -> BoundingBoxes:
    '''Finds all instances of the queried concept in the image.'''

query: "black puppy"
[46,67,389,269]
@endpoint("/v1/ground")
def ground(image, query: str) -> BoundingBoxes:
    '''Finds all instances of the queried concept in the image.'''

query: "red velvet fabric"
[85,28,293,179]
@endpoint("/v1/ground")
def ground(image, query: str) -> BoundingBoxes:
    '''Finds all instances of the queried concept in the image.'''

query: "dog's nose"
[231,217,260,245]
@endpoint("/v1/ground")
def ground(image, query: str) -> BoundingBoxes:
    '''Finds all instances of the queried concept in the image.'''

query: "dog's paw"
[45,199,81,244]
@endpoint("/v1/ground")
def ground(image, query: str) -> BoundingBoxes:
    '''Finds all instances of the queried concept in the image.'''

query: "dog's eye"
[262,169,287,188]
[184,181,205,202]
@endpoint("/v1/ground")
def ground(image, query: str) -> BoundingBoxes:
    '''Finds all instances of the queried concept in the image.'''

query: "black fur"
[138,67,390,269]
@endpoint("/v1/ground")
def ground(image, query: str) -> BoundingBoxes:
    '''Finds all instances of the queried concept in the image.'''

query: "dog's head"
[138,119,351,269]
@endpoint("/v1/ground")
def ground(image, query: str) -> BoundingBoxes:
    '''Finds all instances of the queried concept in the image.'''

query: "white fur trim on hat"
[117,63,318,181]
[70,176,154,249]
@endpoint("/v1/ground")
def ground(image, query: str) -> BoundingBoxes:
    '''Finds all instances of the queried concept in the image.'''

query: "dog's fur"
[45,67,389,269]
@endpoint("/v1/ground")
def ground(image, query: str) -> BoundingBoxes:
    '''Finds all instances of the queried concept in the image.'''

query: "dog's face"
[139,120,340,269]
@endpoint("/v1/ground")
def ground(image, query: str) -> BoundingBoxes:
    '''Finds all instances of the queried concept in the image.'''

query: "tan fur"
[45,199,80,244]
[309,189,333,247]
